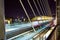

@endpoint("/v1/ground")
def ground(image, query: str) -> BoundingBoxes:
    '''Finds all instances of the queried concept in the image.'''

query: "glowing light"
[5,20,11,24]
[54,18,57,25]
[31,16,53,21]
[32,21,39,26]
[8,20,10,24]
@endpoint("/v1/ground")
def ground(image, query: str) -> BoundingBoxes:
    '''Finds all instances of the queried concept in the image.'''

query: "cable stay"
[42,0,49,16]
[33,0,41,16]
[45,0,52,17]
[39,0,46,20]
[41,0,47,16]
[19,0,36,32]
[36,0,46,21]
[37,0,44,16]
[27,0,36,17]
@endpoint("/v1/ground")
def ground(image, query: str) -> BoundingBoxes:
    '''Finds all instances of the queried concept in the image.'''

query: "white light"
[37,17,41,20]
[32,21,39,26]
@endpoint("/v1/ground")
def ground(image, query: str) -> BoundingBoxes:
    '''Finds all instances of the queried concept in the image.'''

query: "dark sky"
[5,0,56,18]
[5,0,21,18]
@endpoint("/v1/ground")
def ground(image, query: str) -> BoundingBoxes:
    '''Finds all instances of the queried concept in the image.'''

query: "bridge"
[0,0,58,40]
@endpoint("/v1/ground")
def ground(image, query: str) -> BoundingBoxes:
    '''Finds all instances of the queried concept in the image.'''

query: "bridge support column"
[0,0,5,40]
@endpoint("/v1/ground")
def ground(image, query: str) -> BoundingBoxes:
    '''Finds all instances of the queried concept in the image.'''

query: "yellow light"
[37,17,41,20]
[31,16,53,21]
[8,20,10,24]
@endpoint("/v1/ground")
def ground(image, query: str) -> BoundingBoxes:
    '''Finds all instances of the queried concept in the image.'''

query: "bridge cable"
[19,0,36,32]
[45,0,52,17]
[27,0,36,17]
[37,0,44,16]
[33,0,41,16]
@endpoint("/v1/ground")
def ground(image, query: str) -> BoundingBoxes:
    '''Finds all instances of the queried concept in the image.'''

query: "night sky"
[5,0,56,19]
